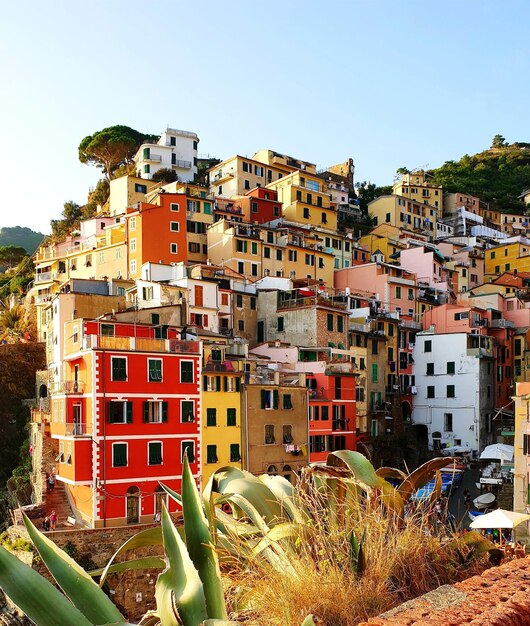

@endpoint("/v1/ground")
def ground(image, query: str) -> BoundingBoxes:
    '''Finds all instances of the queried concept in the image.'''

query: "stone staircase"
[45,480,74,530]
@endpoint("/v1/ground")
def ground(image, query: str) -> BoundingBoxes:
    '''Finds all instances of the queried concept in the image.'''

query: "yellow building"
[393,171,443,211]
[208,155,291,198]
[484,240,530,280]
[266,170,337,232]
[252,149,317,174]
[109,175,155,217]
[201,343,244,486]
[206,220,335,285]
[360,224,413,262]
[369,195,438,238]
[513,382,530,523]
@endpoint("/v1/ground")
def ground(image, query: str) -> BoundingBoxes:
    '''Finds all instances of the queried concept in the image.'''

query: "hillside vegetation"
[0,227,44,254]
[428,136,530,211]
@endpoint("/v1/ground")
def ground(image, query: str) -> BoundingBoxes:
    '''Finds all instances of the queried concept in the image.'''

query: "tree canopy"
[0,246,28,271]
[429,140,530,211]
[78,125,159,181]
[151,167,179,183]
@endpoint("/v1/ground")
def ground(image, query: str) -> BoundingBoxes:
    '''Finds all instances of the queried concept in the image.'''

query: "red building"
[51,318,201,527]
[307,364,356,463]
[245,187,282,223]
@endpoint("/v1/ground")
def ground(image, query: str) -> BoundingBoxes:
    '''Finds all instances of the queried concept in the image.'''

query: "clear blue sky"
[1,0,529,234]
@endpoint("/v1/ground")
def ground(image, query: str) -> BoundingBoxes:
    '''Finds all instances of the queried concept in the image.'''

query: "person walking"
[463,488,472,512]
[49,510,58,530]
[48,472,56,492]
[42,517,50,532]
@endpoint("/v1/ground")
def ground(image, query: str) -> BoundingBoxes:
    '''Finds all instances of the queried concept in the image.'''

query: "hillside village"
[23,126,530,532]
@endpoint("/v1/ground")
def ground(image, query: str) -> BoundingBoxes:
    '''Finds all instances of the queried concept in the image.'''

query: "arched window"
[154,485,167,517]
[39,384,48,398]
[126,486,140,524]
[283,464,292,482]
[267,465,277,475]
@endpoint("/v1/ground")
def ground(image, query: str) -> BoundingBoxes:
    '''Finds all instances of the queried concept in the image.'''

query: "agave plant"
[0,454,315,626]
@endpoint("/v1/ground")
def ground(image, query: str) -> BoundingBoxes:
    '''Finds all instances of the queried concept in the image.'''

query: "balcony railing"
[64,422,90,437]
[144,154,162,162]
[203,361,240,373]
[490,319,515,329]
[172,159,192,169]
[35,272,55,283]
[52,381,86,395]
[81,335,200,354]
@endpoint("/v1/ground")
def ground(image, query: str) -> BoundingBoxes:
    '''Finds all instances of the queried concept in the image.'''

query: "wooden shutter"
[108,401,115,423]
[261,390,267,409]
[235,377,240,392]
[126,402,133,424]
[162,402,168,423]
[143,402,149,423]
[216,376,221,391]
[273,390,279,410]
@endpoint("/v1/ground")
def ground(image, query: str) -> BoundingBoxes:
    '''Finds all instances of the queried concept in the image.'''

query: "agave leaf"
[160,481,183,506]
[397,457,455,501]
[99,525,163,587]
[217,477,284,525]
[156,503,208,626]
[0,545,93,626]
[428,470,443,506]
[250,522,306,559]
[22,514,124,624]
[349,529,366,576]
[301,616,317,626]
[375,467,408,482]
[138,611,162,626]
[258,474,307,523]
[201,621,240,625]
[182,455,228,620]
[89,556,166,577]
[327,450,404,515]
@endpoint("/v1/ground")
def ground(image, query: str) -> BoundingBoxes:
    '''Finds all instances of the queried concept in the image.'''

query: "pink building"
[399,246,450,292]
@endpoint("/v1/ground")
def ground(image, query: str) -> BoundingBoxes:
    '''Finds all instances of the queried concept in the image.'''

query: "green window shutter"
[283,394,292,410]
[113,444,127,467]
[203,376,208,391]
[126,402,133,424]
[143,147,150,159]
[149,442,162,465]
[261,389,267,409]
[337,316,343,333]
[162,402,168,422]
[182,442,195,463]
[207,408,217,426]
[108,401,115,423]
[227,408,236,426]
[235,377,240,392]
[371,363,378,383]
[230,444,241,462]
[216,376,221,391]
[143,402,149,423]
[207,445,218,463]
[223,377,228,392]
[273,390,279,410]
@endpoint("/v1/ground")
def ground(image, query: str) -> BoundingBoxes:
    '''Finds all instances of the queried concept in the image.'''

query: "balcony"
[234,225,261,239]
[332,419,350,432]
[80,335,200,354]
[35,272,57,283]
[400,319,422,330]
[63,422,91,437]
[172,159,192,169]
[490,319,515,329]
[203,361,241,373]
[51,380,86,395]
[144,154,162,162]
[309,389,330,401]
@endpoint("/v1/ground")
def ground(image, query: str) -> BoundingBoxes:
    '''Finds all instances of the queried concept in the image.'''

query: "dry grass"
[222,480,487,626]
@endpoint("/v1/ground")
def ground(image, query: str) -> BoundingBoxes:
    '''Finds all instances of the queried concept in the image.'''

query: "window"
[238,320,245,331]
[144,164,150,174]
[143,401,168,423]
[251,242,258,255]
[444,413,453,432]
[244,179,250,190]
[447,385,455,398]
[135,184,147,193]
[148,359,163,382]
[447,362,455,375]
[261,389,279,410]
[265,424,275,444]
[206,408,217,426]
[101,323,115,336]
[289,250,297,262]
[251,263,258,276]
[143,286,154,301]
[236,294,243,308]
[356,387,365,402]
[112,443,127,467]
[230,444,241,462]
[170,203,179,212]
[148,442,163,465]
[181,401,194,423]
[337,316,343,333]
[207,445,218,463]
[276,249,282,261]
[182,441,195,462]
[371,363,378,383]
[371,340,378,355]
[111,357,127,381]
[427,386,435,398]
[250,297,256,310]
[264,247,271,259]
[130,238,137,253]
[305,253,314,266]
[236,240,247,253]
[277,316,284,332]
[108,401,133,424]
[327,314,334,331]
[225,376,240,392]
[424,340,432,352]
[180,361,194,383]
[170,243,178,254]
[283,394,293,410]
[283,424,293,444]
[426,363,434,375]
[227,408,236,426]
[170,221,180,232]
[321,406,329,421]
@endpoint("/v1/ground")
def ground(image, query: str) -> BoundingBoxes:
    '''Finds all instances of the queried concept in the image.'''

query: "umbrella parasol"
[470,508,530,544]
[479,444,514,462]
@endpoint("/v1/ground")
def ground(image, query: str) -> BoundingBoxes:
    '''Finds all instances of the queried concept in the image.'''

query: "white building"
[134,127,199,182]
[412,331,495,454]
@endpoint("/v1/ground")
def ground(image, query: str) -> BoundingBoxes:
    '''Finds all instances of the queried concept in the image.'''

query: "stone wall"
[358,556,530,626]
[8,522,165,621]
